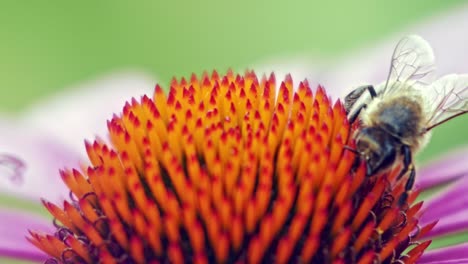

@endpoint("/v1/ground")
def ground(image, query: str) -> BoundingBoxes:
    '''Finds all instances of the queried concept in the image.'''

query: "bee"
[344,35,468,205]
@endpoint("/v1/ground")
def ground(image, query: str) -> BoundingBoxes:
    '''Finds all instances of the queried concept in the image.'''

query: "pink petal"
[416,148,468,190]
[22,71,156,158]
[420,177,468,225]
[421,260,468,264]
[0,118,79,203]
[424,210,468,238]
[0,209,51,261]
[419,243,468,263]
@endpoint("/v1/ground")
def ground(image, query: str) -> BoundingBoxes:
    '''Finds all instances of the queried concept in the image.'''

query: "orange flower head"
[28,70,434,264]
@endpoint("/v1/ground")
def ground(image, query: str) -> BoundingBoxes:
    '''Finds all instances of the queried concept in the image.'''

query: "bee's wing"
[382,35,436,96]
[424,74,468,131]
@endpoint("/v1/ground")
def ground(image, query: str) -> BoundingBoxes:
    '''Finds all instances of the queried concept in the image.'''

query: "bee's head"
[355,127,398,176]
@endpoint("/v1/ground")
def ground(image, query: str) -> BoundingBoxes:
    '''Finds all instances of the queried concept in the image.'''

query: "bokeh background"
[1,1,468,263]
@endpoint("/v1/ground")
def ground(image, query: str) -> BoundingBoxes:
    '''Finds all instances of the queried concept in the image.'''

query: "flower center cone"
[28,70,435,264]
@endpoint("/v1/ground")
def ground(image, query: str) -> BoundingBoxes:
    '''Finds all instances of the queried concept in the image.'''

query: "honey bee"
[344,35,468,205]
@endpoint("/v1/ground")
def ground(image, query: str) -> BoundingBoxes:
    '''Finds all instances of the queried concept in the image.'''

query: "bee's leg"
[348,105,366,125]
[398,168,415,206]
[345,85,377,124]
[397,145,412,180]
[398,145,415,206]
[344,85,377,112]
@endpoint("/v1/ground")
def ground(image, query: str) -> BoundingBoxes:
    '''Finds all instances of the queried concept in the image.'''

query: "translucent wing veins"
[383,35,435,95]
[424,74,468,131]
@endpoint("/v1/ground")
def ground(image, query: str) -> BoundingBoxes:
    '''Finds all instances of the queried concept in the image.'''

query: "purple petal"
[0,209,51,261]
[424,210,468,238]
[0,118,80,203]
[1,72,154,203]
[419,243,468,263]
[420,177,468,225]
[416,148,468,190]
[22,71,155,158]
[421,260,468,264]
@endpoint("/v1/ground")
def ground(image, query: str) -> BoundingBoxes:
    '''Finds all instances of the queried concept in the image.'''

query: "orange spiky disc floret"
[29,70,434,264]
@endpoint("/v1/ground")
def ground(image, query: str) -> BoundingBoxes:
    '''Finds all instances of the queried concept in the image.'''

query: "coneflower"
[26,70,432,263]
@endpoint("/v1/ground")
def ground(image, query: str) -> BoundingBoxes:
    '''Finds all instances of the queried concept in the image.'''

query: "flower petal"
[416,148,468,190]
[0,118,79,202]
[424,210,468,238]
[419,243,468,263]
[0,209,51,261]
[22,71,156,158]
[421,260,468,264]
[420,177,468,225]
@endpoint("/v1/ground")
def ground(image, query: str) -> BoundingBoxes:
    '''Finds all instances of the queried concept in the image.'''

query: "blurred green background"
[1,1,468,263]
[1,1,467,161]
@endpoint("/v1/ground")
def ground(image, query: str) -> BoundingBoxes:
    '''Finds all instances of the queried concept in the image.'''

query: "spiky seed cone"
[29,70,434,264]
